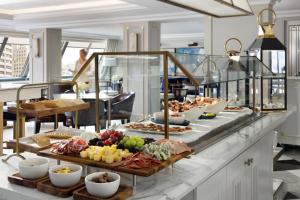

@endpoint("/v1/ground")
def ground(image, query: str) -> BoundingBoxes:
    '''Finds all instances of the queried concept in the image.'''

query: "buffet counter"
[0,106,295,200]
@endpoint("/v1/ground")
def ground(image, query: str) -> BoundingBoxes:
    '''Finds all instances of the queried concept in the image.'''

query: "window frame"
[0,36,30,82]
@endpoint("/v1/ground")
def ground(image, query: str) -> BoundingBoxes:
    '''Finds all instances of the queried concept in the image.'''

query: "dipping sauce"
[53,167,73,174]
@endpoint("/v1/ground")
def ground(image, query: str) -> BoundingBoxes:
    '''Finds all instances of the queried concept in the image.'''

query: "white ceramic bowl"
[19,158,49,179]
[182,106,206,121]
[85,172,120,198]
[49,164,82,188]
[205,101,228,114]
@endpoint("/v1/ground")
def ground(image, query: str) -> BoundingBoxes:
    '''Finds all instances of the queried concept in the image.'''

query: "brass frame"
[225,37,242,56]
[73,51,200,139]
[257,8,276,26]
[157,0,253,18]
[2,81,79,162]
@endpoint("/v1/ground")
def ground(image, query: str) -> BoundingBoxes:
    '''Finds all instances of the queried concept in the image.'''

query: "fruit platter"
[37,129,193,177]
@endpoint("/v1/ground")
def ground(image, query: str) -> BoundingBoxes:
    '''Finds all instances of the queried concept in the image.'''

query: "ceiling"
[0,0,299,40]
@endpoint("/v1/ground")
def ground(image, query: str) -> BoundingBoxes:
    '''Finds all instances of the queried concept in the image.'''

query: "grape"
[136,141,144,148]
[117,143,125,150]
[124,140,131,148]
[130,140,136,146]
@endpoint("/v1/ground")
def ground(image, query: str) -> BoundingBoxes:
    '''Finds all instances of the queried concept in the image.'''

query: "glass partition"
[70,51,286,138]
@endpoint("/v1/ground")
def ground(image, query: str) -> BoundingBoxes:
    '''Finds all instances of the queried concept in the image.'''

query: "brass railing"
[2,81,79,162]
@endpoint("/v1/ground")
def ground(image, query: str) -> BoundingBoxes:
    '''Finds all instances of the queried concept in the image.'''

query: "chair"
[110,92,135,124]
[172,88,188,102]
[69,98,107,129]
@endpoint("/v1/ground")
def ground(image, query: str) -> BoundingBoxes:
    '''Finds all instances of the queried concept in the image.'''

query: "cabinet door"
[226,152,249,200]
[195,169,226,200]
[248,132,273,200]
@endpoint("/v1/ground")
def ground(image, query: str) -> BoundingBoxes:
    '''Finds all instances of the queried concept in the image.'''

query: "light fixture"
[158,0,253,18]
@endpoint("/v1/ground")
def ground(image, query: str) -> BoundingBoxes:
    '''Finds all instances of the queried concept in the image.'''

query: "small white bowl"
[85,172,120,198]
[19,158,49,180]
[49,164,82,188]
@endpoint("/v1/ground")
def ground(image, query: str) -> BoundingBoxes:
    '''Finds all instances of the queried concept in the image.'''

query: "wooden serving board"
[37,177,85,198]
[38,149,192,177]
[8,172,48,188]
[73,186,133,200]
[6,140,53,153]
[8,102,90,118]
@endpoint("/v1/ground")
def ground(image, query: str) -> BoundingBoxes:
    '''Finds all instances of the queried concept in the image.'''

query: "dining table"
[53,92,119,127]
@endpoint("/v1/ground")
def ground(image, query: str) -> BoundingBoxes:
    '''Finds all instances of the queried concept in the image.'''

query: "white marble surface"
[120,108,253,144]
[0,106,296,200]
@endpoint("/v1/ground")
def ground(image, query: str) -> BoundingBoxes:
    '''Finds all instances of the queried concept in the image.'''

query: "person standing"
[74,48,91,84]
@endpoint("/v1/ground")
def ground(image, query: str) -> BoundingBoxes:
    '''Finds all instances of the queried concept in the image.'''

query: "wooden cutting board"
[37,177,85,198]
[73,186,133,200]
[38,149,193,177]
[8,172,48,188]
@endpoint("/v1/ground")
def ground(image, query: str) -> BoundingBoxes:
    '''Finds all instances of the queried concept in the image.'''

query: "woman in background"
[74,48,91,84]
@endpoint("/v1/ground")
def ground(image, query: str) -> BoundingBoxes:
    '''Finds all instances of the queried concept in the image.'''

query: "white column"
[29,28,62,83]
[122,21,161,119]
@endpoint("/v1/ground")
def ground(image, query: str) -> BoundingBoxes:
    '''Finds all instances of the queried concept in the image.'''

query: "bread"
[39,100,60,108]
[46,132,72,139]
[21,102,46,110]
[21,99,85,110]
[31,135,51,147]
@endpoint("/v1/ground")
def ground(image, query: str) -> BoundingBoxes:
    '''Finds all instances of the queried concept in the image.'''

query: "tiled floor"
[274,147,300,200]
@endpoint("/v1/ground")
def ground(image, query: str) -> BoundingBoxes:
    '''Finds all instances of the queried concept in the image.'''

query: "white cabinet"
[226,149,249,200]
[187,132,273,200]
[227,132,273,200]
[195,169,226,200]
[249,132,273,200]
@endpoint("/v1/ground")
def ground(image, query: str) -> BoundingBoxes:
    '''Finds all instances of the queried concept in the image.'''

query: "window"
[0,36,29,79]
[61,41,105,77]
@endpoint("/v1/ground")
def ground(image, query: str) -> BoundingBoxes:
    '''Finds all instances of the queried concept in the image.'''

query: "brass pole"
[54,114,58,129]
[252,74,256,112]
[74,82,79,129]
[164,53,169,139]
[167,52,200,87]
[95,55,100,132]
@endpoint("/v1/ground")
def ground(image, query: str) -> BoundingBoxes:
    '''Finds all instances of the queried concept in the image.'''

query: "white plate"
[223,107,248,112]
[123,122,192,135]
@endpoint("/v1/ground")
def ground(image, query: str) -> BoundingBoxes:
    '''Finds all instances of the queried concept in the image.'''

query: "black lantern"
[248,8,287,111]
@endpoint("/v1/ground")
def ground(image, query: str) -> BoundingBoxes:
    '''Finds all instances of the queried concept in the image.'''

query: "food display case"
[170,51,284,111]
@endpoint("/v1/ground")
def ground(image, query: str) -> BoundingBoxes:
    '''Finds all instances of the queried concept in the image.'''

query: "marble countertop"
[0,106,296,200]
[121,108,253,144]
